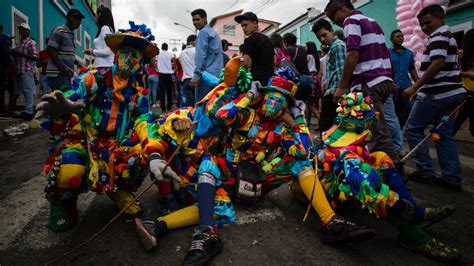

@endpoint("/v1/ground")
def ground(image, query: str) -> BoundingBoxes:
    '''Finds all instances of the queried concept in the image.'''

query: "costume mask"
[259,91,288,120]
[114,46,143,79]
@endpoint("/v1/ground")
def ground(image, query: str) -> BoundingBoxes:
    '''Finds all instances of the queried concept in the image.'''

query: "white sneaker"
[152,104,157,108]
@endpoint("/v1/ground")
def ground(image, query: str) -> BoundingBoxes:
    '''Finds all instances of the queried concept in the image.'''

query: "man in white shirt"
[178,35,197,106]
[157,43,175,112]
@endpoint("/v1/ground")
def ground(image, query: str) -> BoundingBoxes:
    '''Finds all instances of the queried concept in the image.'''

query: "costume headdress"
[105,21,158,60]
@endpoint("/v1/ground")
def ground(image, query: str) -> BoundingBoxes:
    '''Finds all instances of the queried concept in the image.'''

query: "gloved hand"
[149,154,181,185]
[290,100,306,118]
[34,90,86,119]
[247,81,262,100]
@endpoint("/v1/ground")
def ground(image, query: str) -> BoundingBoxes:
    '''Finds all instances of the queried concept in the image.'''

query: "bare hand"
[172,117,193,131]
[333,87,345,103]
[84,49,93,55]
[402,86,417,99]
[190,78,198,86]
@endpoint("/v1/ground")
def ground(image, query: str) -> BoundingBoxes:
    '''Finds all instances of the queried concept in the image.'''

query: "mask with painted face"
[114,46,143,79]
[259,90,288,120]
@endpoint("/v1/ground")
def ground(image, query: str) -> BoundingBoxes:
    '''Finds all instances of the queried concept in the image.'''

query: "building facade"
[0,0,99,66]
[210,9,280,56]
[273,0,474,51]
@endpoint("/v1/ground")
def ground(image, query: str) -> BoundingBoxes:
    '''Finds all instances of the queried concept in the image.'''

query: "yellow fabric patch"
[330,130,370,148]
[57,164,86,189]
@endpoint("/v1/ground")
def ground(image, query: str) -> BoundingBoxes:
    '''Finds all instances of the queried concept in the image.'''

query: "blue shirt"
[194,24,223,80]
[390,47,415,90]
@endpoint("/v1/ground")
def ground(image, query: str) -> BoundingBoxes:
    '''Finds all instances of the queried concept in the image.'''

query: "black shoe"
[432,178,462,192]
[420,205,455,229]
[407,171,435,184]
[18,111,34,120]
[182,226,223,266]
[160,192,180,215]
[320,215,376,243]
[135,218,167,251]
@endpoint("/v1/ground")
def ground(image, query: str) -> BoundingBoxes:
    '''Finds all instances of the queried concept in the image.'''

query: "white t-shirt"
[93,26,115,68]
[307,54,317,73]
[179,45,196,80]
[157,50,175,74]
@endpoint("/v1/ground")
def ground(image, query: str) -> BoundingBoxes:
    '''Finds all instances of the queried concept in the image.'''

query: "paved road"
[0,128,473,265]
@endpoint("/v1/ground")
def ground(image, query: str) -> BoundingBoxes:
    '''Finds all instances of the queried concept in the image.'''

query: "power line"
[221,0,240,14]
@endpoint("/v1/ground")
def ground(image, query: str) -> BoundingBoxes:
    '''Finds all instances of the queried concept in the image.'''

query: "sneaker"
[135,218,167,251]
[400,237,461,263]
[152,104,157,108]
[19,111,34,120]
[407,171,435,184]
[420,205,455,229]
[432,178,462,192]
[320,215,376,243]
[160,192,180,215]
[182,226,223,266]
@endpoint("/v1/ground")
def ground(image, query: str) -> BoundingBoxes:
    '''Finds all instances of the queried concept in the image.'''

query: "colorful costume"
[38,22,159,232]
[289,92,460,262]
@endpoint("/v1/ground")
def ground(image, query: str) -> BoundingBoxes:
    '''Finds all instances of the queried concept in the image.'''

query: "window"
[84,31,91,50]
[75,24,82,45]
[223,25,235,36]
[11,6,28,47]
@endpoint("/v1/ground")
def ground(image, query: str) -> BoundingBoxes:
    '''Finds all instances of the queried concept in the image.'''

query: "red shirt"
[39,49,49,74]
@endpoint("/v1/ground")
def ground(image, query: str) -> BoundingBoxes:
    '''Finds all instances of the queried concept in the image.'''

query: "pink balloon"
[397,10,415,21]
[396,5,411,13]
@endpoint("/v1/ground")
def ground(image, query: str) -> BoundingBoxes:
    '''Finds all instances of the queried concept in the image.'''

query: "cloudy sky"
[111,0,327,50]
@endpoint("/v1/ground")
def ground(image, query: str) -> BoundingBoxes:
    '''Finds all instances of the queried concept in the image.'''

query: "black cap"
[67,9,85,19]
[234,12,259,23]
[221,39,232,46]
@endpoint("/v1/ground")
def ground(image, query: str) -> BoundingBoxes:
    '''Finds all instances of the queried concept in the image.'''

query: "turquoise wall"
[357,0,398,45]
[299,23,318,46]
[0,0,97,57]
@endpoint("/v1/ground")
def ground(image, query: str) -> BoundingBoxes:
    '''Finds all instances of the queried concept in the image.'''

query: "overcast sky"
[111,0,327,51]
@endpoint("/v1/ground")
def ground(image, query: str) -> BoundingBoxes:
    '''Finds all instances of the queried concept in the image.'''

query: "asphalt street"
[0,128,473,265]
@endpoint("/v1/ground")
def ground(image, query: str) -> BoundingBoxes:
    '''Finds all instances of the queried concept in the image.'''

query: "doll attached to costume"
[293,92,460,263]
[36,22,161,232]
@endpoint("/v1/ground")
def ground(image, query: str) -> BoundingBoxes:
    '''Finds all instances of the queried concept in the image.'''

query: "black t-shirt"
[287,45,309,75]
[241,32,274,85]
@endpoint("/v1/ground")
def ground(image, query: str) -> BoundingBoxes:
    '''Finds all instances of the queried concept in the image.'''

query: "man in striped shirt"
[325,0,402,172]
[402,5,466,191]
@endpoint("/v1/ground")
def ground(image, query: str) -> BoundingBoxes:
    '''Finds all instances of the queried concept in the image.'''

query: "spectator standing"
[325,0,404,172]
[221,39,231,66]
[312,19,345,133]
[47,9,84,91]
[402,5,466,191]
[390,29,419,127]
[270,33,290,69]
[190,9,223,101]
[305,41,321,125]
[454,29,474,136]
[11,23,37,120]
[146,56,159,107]
[179,34,197,106]
[38,37,50,95]
[235,12,274,86]
[84,5,115,70]
[283,32,313,102]
[157,43,175,112]
[0,25,15,115]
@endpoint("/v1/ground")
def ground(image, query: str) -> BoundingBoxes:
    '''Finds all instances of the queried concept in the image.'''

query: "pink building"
[210,10,280,56]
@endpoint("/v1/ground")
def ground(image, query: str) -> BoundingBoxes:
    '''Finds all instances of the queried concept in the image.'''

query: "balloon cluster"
[395,0,447,65]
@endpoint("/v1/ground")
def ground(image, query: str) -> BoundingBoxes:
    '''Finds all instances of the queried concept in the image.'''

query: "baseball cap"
[18,23,31,31]
[67,9,85,19]
[221,39,232,46]
[234,12,259,23]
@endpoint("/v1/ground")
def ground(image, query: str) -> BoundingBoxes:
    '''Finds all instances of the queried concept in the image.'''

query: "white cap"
[18,23,31,31]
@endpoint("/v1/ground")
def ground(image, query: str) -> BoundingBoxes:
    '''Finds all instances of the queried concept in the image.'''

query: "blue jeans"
[405,92,465,185]
[147,75,159,104]
[14,72,35,114]
[383,93,404,153]
[40,74,50,95]
[48,75,71,91]
[196,79,212,103]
